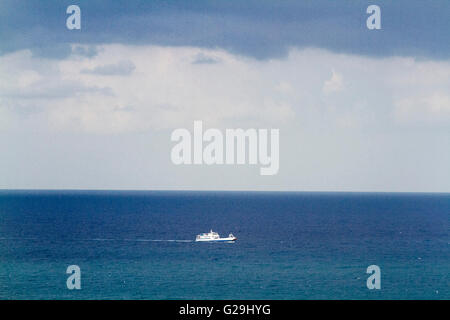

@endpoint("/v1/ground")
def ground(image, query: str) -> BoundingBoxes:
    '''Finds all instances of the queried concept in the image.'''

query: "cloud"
[394,93,450,124]
[81,60,136,76]
[323,70,344,95]
[2,80,113,100]
[72,45,99,58]
[30,43,73,59]
[1,44,450,191]
[192,53,220,65]
[2,44,450,136]
[1,1,450,60]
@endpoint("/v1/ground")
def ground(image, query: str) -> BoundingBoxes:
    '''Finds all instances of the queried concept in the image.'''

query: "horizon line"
[0,188,449,195]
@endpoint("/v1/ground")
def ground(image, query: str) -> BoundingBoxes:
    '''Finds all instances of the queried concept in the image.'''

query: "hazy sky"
[1,1,449,192]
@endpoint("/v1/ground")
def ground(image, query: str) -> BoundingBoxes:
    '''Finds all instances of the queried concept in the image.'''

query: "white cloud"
[394,93,450,124]
[2,45,450,135]
[322,69,344,94]
[1,45,450,191]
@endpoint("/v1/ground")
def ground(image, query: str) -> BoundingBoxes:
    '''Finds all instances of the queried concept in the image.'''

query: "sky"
[1,0,449,192]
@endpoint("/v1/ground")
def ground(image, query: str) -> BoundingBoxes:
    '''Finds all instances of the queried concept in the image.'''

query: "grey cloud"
[192,53,220,65]
[2,82,114,100]
[28,44,97,60]
[72,45,99,58]
[30,43,73,60]
[81,60,136,76]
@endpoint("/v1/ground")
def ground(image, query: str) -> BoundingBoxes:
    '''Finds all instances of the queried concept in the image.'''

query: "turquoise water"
[0,191,448,299]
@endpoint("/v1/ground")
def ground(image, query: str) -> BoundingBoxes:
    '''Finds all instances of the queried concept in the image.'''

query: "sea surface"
[0,190,448,299]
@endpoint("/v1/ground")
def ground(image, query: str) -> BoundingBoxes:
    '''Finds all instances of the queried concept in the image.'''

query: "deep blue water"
[0,191,448,299]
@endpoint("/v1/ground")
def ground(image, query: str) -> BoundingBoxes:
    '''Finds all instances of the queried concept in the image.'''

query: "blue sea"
[0,191,448,299]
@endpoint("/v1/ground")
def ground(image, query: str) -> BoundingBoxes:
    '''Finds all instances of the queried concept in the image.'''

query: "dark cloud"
[30,43,73,59]
[1,0,449,60]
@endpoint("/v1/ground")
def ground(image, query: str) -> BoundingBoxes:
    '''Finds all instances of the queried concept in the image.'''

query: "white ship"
[195,230,237,242]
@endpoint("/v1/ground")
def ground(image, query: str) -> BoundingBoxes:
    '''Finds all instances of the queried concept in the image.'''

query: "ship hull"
[195,237,237,242]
